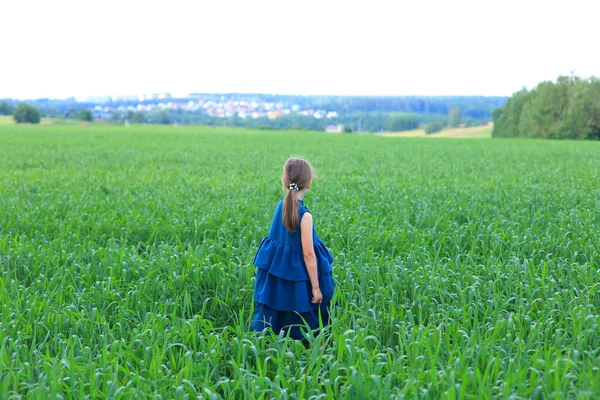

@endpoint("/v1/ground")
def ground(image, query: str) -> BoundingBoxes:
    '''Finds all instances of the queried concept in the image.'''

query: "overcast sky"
[1,0,598,100]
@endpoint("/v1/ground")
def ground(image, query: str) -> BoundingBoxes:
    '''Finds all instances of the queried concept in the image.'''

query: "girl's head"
[282,157,314,232]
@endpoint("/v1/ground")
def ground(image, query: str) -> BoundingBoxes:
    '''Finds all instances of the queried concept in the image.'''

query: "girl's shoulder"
[298,199,310,212]
[298,200,311,222]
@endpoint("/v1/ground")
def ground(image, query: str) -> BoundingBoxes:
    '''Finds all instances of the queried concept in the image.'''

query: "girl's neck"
[295,189,308,201]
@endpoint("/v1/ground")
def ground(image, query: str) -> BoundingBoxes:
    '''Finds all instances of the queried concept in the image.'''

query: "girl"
[251,157,335,341]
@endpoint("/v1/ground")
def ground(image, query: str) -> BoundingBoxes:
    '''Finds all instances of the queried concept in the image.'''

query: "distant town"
[1,92,507,133]
[89,93,339,125]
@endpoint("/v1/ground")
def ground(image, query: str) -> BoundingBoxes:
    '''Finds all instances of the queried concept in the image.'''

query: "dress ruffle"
[251,300,332,341]
[253,237,333,280]
[253,237,334,312]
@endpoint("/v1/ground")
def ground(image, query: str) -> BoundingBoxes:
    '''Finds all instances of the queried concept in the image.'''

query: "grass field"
[0,116,13,125]
[380,125,493,138]
[1,124,599,398]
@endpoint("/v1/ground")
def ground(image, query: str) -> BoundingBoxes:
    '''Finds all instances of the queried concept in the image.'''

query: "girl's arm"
[300,212,323,304]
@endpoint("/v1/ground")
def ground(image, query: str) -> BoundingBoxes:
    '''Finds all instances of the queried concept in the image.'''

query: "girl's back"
[251,158,335,342]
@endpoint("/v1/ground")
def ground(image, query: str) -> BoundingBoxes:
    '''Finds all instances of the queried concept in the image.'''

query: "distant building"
[267,111,282,120]
[313,110,327,119]
[325,124,344,133]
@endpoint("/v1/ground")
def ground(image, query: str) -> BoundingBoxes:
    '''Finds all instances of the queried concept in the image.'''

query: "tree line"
[492,76,600,140]
[110,110,477,133]
[0,101,92,124]
[1,102,41,124]
[117,110,420,132]
[1,94,501,132]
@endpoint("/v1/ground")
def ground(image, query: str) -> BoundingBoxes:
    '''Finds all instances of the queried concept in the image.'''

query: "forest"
[493,76,600,140]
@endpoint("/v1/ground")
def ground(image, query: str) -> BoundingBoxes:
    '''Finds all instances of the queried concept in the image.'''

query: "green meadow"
[0,116,14,125]
[1,124,599,398]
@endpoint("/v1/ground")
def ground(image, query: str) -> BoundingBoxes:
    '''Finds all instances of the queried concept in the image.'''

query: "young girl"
[251,157,335,341]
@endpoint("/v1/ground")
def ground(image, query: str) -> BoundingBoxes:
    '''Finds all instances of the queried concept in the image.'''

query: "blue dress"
[251,199,335,340]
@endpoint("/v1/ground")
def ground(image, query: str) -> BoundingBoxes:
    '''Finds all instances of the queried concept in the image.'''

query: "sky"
[1,0,599,100]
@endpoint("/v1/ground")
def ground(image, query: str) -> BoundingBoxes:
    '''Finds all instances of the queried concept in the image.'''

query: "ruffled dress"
[251,199,335,340]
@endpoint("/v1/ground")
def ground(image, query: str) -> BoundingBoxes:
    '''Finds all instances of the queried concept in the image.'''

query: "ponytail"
[281,157,313,233]
[282,188,299,232]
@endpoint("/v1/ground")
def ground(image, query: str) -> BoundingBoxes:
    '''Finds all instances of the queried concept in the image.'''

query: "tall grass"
[1,124,599,398]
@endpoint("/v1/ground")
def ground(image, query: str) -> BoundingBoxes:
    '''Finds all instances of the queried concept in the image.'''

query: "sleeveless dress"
[251,199,335,340]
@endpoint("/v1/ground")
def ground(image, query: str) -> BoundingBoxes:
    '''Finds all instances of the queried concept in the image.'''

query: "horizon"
[1,91,513,103]
[1,0,599,100]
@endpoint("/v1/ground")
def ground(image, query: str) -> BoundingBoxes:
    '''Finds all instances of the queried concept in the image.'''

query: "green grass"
[1,124,600,398]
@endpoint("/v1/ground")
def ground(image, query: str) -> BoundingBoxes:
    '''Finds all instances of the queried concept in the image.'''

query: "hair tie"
[288,183,299,192]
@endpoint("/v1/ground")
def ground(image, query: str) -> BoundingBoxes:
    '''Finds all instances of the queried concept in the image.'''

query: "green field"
[1,124,599,398]
[380,125,493,139]
[0,116,14,125]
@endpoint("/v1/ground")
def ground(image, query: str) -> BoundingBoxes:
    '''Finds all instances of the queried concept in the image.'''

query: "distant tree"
[111,111,123,121]
[155,110,172,125]
[565,76,600,140]
[492,89,529,138]
[127,111,146,123]
[491,107,503,124]
[145,109,172,125]
[492,75,600,140]
[517,79,571,139]
[448,107,461,127]
[78,109,93,122]
[343,125,353,133]
[44,107,59,118]
[425,121,445,134]
[13,103,41,124]
[0,101,15,116]
[64,109,79,119]
[387,114,419,131]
